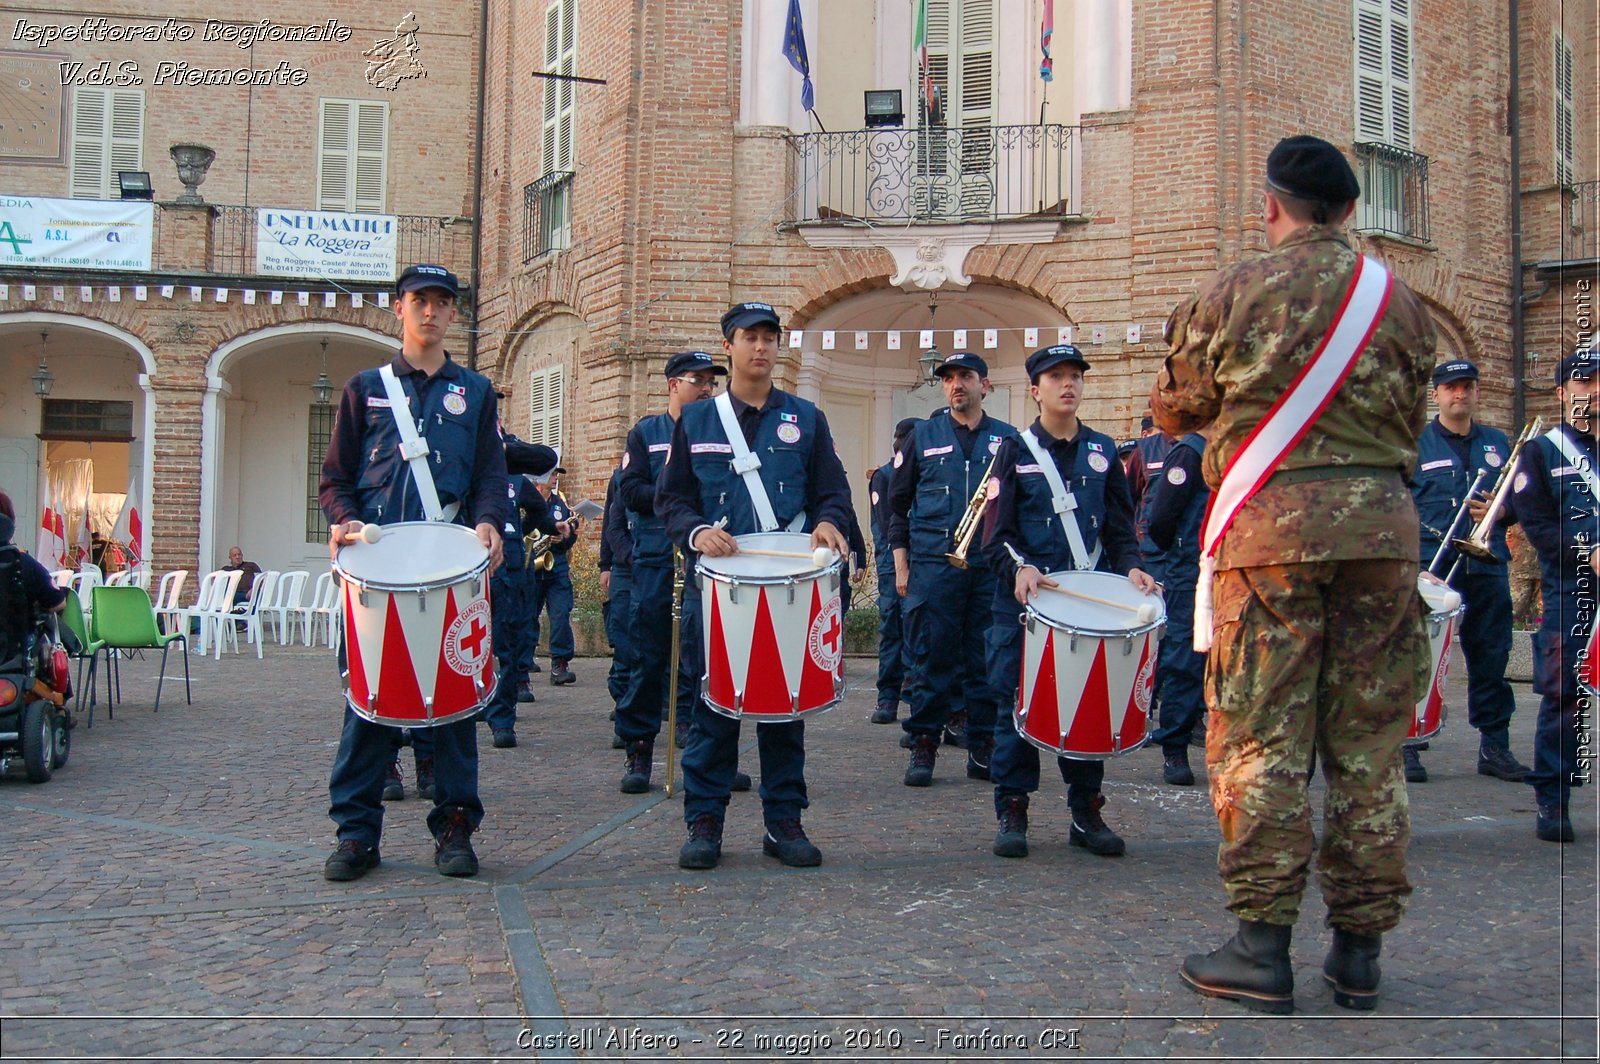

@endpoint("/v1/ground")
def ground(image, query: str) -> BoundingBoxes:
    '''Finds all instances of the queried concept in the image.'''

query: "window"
[523,170,574,261]
[525,365,564,452]
[916,0,997,216]
[70,88,143,199]
[1555,31,1575,187]
[306,404,334,543]
[1354,0,1414,150]
[536,0,576,251]
[317,99,389,213]
[41,399,134,441]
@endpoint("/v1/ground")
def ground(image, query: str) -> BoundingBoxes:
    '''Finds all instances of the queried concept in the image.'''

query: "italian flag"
[913,0,936,116]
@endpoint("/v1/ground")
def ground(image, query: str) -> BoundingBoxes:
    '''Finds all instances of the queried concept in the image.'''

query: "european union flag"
[782,0,814,112]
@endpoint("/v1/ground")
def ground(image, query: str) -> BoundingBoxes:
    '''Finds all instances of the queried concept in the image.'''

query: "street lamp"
[31,330,53,398]
[312,337,333,405]
[914,293,943,388]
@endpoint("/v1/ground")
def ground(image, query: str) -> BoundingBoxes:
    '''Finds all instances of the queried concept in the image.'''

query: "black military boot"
[382,758,405,801]
[870,702,897,724]
[1163,747,1196,786]
[516,681,536,704]
[415,756,435,801]
[678,813,723,870]
[619,739,653,794]
[943,709,969,749]
[966,737,994,781]
[904,734,938,787]
[993,796,1029,858]
[549,658,576,686]
[1402,745,1426,783]
[1068,793,1126,856]
[1322,929,1382,1010]
[1477,744,1529,781]
[1180,920,1295,1014]
[1537,804,1575,842]
[433,807,478,877]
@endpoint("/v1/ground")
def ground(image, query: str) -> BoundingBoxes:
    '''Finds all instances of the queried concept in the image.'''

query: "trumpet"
[946,453,1001,569]
[1449,415,1542,566]
[523,532,555,572]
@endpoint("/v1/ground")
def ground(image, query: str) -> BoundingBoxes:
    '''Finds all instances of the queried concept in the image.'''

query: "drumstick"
[736,547,836,568]
[1050,585,1160,624]
[359,523,383,544]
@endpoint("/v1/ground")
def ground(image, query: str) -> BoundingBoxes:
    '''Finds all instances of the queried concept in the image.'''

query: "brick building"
[478,0,1597,540]
[0,0,1593,586]
[0,3,480,578]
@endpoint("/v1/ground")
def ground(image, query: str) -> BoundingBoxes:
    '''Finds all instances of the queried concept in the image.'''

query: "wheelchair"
[0,546,73,782]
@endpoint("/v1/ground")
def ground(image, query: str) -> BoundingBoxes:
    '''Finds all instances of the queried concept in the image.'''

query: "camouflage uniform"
[1152,225,1437,934]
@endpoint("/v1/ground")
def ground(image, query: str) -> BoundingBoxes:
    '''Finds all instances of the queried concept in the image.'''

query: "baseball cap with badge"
[1431,360,1479,386]
[933,351,988,378]
[720,302,781,339]
[664,350,728,378]
[396,264,460,298]
[1558,352,1597,383]
[1025,344,1091,382]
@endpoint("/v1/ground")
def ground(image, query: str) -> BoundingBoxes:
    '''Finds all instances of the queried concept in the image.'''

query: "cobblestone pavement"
[0,638,1594,1062]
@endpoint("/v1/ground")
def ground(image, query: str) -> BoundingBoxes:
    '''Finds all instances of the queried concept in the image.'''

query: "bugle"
[1450,416,1542,564]
[946,453,1001,569]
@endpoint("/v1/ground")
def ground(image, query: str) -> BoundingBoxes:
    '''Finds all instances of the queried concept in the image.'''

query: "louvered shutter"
[1555,33,1575,186]
[71,88,144,198]
[318,99,388,212]
[526,366,564,450]
[353,103,388,212]
[542,0,576,175]
[956,0,995,214]
[1354,0,1414,148]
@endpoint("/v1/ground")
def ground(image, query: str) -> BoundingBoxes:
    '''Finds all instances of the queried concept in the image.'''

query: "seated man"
[0,491,69,683]
[221,546,263,606]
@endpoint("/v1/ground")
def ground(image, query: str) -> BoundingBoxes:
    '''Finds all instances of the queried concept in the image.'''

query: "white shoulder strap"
[713,391,781,532]
[1544,426,1600,499]
[378,364,457,523]
[1020,427,1101,571]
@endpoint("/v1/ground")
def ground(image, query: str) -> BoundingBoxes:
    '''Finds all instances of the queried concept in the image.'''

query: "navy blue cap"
[504,435,559,477]
[1265,135,1360,204]
[664,350,727,378]
[1559,352,1598,383]
[893,417,920,443]
[720,302,781,338]
[932,351,988,378]
[1117,439,1138,455]
[1431,360,1479,386]
[396,263,460,297]
[1025,344,1090,381]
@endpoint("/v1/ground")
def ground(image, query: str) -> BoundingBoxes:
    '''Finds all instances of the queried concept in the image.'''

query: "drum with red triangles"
[334,522,494,727]
[1016,571,1164,759]
[1409,573,1464,746]
[697,532,844,721]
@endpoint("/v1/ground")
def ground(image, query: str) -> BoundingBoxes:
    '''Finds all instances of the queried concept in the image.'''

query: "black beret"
[1266,135,1360,204]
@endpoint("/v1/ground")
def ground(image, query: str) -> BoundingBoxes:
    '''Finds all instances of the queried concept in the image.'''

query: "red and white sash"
[1193,255,1394,651]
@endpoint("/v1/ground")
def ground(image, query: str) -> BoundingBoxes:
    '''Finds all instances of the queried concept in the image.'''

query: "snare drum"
[1409,574,1464,746]
[335,522,494,727]
[1016,571,1164,759]
[697,532,844,721]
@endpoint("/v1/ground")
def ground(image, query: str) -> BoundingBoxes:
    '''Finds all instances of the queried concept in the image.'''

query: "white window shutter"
[317,101,352,210]
[1555,32,1575,185]
[526,366,564,450]
[71,88,144,198]
[108,91,144,179]
[1353,0,1414,148]
[318,99,388,212]
[353,102,389,212]
[1386,0,1413,149]
[541,0,577,175]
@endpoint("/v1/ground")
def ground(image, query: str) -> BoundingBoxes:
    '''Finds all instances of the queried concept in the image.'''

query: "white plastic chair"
[154,571,189,634]
[175,570,242,656]
[130,567,152,592]
[69,570,103,597]
[302,572,341,650]
[263,570,310,645]
[78,562,103,582]
[50,569,72,588]
[217,570,277,659]
[105,570,131,587]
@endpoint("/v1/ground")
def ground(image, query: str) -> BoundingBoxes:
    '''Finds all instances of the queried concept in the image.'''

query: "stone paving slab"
[0,642,1594,1061]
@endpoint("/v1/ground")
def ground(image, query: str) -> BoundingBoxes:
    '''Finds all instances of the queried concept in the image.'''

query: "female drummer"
[979,344,1157,859]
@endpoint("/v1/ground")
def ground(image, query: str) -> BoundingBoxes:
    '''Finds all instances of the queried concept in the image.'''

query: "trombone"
[1441,416,1542,578]
[946,453,1001,569]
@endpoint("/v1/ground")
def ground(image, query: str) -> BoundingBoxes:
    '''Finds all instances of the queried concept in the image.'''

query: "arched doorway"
[201,324,396,576]
[0,313,155,567]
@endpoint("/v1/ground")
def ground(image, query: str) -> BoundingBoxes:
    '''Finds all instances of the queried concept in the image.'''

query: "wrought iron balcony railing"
[1353,142,1431,244]
[208,207,474,280]
[785,124,1082,226]
[523,171,574,262]
[1566,180,1600,263]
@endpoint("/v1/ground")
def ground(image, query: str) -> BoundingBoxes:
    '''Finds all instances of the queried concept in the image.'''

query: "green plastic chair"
[90,586,190,715]
[60,588,105,727]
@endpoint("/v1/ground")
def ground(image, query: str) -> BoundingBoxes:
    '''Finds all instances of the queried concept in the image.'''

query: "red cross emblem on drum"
[444,598,493,676]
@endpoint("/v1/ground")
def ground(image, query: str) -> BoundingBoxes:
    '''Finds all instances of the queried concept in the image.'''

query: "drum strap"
[1020,428,1101,571]
[712,392,804,533]
[378,364,459,523]
[1192,255,1392,652]
[1543,426,1600,499]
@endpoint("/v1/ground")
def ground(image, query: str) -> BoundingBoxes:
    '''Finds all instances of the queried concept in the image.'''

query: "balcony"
[1565,180,1600,263]
[523,171,574,262]
[1353,142,1431,244]
[784,124,1082,226]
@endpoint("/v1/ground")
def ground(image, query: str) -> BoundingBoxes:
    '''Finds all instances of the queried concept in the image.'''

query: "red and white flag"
[35,480,67,568]
[76,483,92,561]
[112,476,143,565]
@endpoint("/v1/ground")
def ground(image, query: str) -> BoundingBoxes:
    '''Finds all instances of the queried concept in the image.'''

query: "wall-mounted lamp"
[914,293,943,389]
[31,330,53,398]
[312,337,333,405]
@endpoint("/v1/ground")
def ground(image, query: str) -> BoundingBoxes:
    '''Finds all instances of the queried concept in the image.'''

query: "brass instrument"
[945,453,1001,569]
[665,546,685,797]
[1426,470,1487,576]
[523,532,555,572]
[1449,416,1542,565]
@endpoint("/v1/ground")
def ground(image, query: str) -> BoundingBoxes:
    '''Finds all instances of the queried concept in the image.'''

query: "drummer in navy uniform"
[656,303,853,870]
[319,264,508,882]
[981,344,1157,859]
[613,351,725,793]
[1406,359,1529,784]
[889,353,1019,785]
